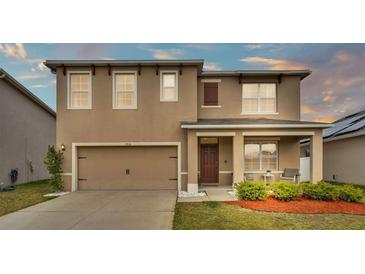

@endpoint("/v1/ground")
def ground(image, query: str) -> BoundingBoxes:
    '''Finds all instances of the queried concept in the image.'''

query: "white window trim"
[201,105,222,108]
[244,141,279,171]
[201,79,221,83]
[241,112,279,115]
[241,83,277,114]
[112,71,138,110]
[160,70,178,102]
[67,71,92,110]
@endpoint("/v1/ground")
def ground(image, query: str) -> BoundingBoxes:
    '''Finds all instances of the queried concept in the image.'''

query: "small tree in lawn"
[44,145,64,191]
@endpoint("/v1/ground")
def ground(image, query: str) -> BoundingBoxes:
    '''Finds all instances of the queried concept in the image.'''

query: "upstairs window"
[160,71,178,102]
[245,142,278,171]
[113,72,137,109]
[204,83,218,106]
[68,72,92,109]
[242,83,276,114]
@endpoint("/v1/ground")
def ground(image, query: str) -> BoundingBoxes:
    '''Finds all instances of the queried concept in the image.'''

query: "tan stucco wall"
[54,65,317,191]
[186,129,310,187]
[310,129,323,183]
[198,75,301,120]
[56,66,198,191]
[323,135,365,185]
[0,78,56,185]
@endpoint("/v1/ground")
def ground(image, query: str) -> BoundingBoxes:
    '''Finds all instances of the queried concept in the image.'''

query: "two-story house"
[44,59,329,193]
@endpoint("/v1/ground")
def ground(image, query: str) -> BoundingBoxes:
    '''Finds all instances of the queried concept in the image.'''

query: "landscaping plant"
[44,145,64,191]
[302,181,340,201]
[271,181,302,201]
[339,185,364,202]
[235,181,268,201]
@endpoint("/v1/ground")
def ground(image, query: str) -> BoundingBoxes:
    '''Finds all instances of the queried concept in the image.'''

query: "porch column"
[233,133,244,185]
[187,130,198,193]
[310,130,323,183]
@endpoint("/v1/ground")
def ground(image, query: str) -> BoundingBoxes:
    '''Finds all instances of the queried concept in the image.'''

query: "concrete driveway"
[0,190,176,230]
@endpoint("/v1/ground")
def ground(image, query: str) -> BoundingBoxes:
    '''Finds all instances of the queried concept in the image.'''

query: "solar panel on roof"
[335,117,365,135]
[323,113,365,138]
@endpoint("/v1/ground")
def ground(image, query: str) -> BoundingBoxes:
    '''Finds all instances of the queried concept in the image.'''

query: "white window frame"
[160,70,178,102]
[244,141,278,171]
[241,83,277,114]
[67,71,92,110]
[112,71,138,109]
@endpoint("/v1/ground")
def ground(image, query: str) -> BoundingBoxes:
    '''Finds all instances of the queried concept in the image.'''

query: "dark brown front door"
[200,144,219,184]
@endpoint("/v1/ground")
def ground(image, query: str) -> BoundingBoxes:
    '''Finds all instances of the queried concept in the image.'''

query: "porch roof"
[181,118,332,129]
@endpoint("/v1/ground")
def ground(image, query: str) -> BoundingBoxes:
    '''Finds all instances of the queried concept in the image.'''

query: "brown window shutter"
[204,83,218,105]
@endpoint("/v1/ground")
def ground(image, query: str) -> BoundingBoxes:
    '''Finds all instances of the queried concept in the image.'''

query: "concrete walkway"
[0,190,176,230]
[178,188,237,202]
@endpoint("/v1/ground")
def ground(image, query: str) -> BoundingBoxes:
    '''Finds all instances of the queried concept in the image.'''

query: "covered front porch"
[182,119,328,193]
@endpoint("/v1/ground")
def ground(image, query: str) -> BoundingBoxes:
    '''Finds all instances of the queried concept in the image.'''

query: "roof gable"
[0,68,56,118]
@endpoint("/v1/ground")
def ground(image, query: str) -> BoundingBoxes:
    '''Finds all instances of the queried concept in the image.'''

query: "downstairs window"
[244,142,278,171]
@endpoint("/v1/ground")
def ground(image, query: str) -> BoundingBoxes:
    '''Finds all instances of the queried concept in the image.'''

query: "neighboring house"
[301,110,365,185]
[44,59,329,193]
[0,68,56,185]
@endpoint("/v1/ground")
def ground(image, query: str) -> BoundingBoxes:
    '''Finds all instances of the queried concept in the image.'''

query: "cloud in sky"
[245,44,263,49]
[30,84,49,88]
[299,46,365,122]
[186,44,214,50]
[1,43,364,121]
[100,57,115,60]
[30,79,56,89]
[150,48,183,59]
[0,43,27,59]
[17,72,48,80]
[334,50,354,63]
[240,56,306,70]
[301,105,319,115]
[203,62,221,70]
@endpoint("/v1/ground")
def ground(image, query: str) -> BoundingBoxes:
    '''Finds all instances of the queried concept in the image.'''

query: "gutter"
[324,131,365,143]
[181,124,332,129]
[300,129,365,145]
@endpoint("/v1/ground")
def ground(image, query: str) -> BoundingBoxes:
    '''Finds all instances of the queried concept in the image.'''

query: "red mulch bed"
[227,197,365,215]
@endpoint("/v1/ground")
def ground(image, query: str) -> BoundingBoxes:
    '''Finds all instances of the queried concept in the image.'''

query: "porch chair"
[279,168,300,184]
[244,173,254,181]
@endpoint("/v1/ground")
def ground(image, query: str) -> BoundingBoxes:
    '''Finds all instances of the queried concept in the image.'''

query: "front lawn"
[0,180,56,217]
[173,202,365,230]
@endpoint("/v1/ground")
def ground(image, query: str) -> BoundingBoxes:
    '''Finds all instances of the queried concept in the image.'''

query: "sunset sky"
[1,43,364,122]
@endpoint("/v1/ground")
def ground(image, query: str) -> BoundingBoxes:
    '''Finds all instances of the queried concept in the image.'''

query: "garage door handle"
[168,178,177,181]
[78,178,88,181]
[169,156,177,159]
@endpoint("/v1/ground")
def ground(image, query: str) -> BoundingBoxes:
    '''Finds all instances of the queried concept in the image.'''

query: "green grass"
[173,202,365,230]
[0,179,56,217]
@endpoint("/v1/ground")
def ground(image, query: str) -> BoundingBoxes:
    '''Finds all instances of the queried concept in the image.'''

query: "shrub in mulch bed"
[235,181,268,201]
[302,182,340,201]
[339,185,364,202]
[271,182,302,201]
[227,197,365,215]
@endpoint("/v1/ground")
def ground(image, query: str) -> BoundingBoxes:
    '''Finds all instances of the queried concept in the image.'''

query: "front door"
[200,144,219,184]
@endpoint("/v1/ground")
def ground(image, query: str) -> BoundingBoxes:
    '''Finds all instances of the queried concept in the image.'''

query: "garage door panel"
[78,146,177,190]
